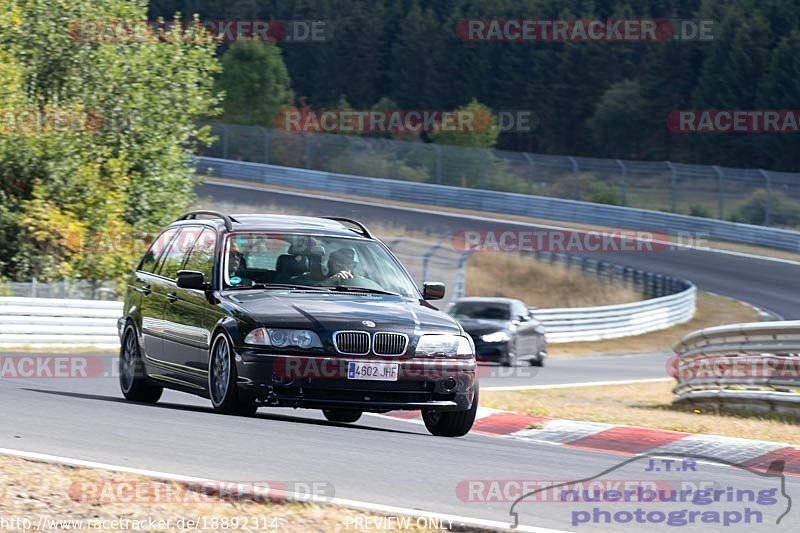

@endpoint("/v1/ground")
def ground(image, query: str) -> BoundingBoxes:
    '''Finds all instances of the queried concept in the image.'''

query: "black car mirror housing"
[422,282,446,300]
[176,270,207,291]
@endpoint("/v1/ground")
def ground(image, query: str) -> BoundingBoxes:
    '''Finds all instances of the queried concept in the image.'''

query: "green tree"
[587,80,648,159]
[218,41,294,127]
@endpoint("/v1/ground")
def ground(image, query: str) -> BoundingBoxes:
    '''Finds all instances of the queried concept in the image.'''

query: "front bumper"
[235,349,476,412]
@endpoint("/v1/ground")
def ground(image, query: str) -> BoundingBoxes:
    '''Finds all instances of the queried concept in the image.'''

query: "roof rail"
[321,217,373,239]
[176,210,239,231]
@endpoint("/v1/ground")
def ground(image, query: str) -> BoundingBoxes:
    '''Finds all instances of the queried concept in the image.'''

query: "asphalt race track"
[1,371,797,531]
[200,180,800,320]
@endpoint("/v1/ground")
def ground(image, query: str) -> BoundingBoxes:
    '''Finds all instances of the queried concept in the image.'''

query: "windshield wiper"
[326,286,401,296]
[225,283,326,291]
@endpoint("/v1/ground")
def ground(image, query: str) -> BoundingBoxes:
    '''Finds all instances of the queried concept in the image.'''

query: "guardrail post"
[759,169,772,226]
[568,156,580,200]
[616,159,628,204]
[31,278,37,298]
[523,153,535,194]
[713,165,724,219]
[666,161,677,213]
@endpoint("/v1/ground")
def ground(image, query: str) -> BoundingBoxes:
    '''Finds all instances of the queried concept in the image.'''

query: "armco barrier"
[671,321,800,415]
[197,156,800,252]
[535,285,696,343]
[0,297,122,349]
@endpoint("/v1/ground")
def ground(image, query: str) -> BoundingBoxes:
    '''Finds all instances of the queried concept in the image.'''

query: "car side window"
[138,228,178,273]
[156,227,202,280]
[183,228,217,283]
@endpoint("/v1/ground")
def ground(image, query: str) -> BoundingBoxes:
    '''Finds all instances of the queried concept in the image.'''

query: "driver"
[321,247,358,286]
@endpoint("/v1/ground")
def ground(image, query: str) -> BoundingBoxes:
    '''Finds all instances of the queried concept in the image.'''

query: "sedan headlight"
[415,334,474,358]
[244,327,322,349]
[481,331,511,343]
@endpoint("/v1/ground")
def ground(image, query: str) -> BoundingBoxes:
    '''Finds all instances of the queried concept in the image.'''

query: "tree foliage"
[0,0,220,283]
[149,0,800,170]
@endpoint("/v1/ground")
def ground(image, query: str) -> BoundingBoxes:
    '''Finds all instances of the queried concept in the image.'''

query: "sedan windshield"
[449,302,511,320]
[223,233,419,298]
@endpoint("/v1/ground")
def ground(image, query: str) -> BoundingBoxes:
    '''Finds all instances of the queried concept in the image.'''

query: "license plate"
[347,361,399,381]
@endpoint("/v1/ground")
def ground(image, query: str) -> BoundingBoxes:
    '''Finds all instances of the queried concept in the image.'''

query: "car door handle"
[166,292,178,303]
[134,284,151,295]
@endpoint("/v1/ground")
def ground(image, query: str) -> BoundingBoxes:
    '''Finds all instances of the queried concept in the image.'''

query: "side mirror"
[422,282,446,301]
[176,270,207,290]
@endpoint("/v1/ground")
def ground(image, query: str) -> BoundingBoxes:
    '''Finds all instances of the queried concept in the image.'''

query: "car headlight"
[481,331,511,343]
[415,334,474,358]
[244,328,322,349]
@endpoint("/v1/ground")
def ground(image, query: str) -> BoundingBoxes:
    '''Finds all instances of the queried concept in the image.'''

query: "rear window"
[138,228,178,273]
[449,302,511,320]
[156,227,203,280]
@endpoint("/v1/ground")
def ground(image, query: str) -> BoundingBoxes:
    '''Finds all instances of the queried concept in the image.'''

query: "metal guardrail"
[526,251,696,343]
[203,123,800,228]
[672,321,800,414]
[197,157,800,252]
[0,297,122,349]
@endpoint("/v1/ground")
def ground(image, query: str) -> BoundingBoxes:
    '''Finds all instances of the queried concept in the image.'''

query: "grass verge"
[549,292,760,357]
[0,455,448,532]
[465,252,642,308]
[481,381,800,445]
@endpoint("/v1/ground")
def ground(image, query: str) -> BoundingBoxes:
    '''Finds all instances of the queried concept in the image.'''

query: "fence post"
[422,244,442,281]
[481,149,489,189]
[31,278,37,298]
[347,137,357,175]
[434,145,443,185]
[222,124,230,160]
[616,159,628,204]
[666,161,677,212]
[713,165,724,219]
[261,127,270,164]
[759,169,772,226]
[453,253,472,300]
[523,152,535,194]
[304,133,312,170]
[567,156,580,200]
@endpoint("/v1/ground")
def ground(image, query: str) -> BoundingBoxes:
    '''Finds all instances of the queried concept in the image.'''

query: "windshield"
[449,302,511,320]
[222,232,419,297]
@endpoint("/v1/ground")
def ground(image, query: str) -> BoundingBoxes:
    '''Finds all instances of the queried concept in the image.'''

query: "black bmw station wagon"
[118,211,478,436]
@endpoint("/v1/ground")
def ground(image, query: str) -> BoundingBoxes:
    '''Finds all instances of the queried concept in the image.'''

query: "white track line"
[205,179,800,268]
[0,447,569,533]
[483,377,673,391]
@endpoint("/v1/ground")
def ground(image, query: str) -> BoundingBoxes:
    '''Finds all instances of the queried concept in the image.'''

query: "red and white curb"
[377,408,800,474]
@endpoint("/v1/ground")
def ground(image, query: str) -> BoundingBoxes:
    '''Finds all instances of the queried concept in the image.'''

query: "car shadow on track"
[22,388,423,436]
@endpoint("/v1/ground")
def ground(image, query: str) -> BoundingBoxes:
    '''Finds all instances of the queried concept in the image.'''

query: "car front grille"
[333,331,370,355]
[373,332,409,356]
[332,331,409,356]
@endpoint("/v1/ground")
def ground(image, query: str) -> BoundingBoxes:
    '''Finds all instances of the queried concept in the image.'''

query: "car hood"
[457,319,511,337]
[225,290,461,335]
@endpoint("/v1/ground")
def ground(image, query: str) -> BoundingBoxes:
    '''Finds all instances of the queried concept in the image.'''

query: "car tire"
[208,332,257,416]
[119,325,163,403]
[501,341,517,367]
[422,382,479,437]
[322,409,362,423]
[530,357,544,367]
